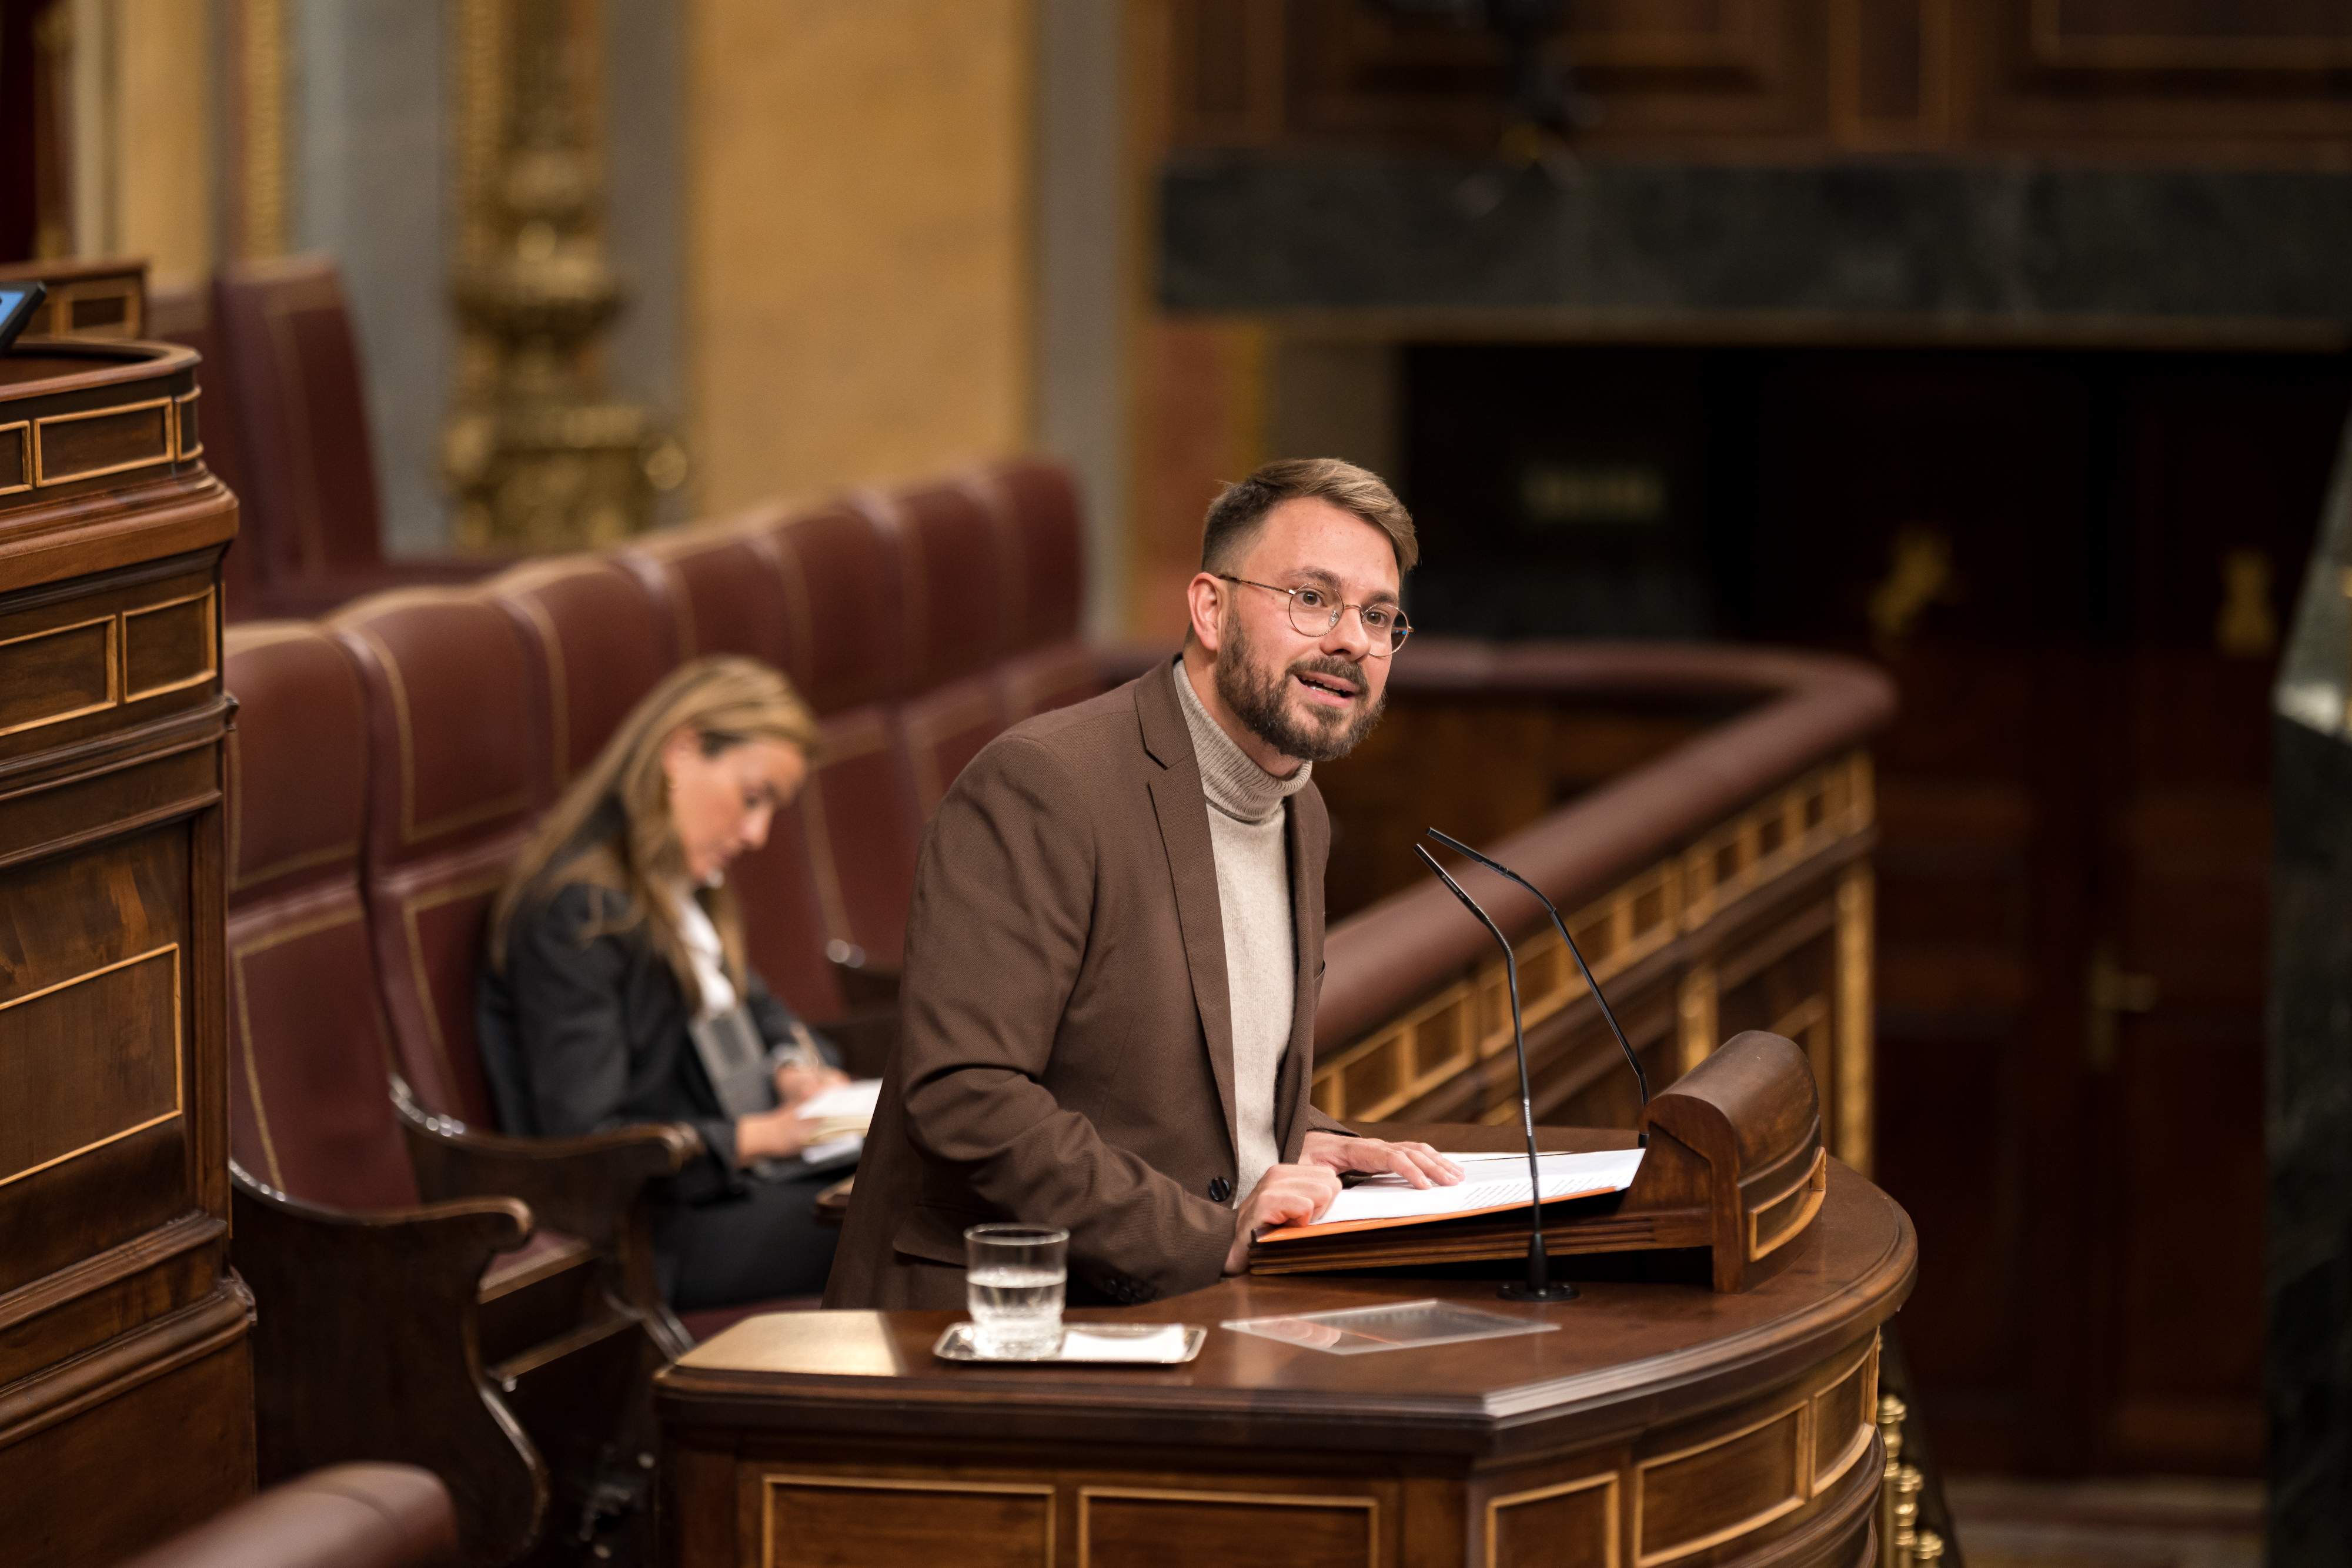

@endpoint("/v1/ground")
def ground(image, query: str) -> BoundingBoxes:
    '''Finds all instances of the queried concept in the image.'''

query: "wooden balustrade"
[1312,643,1895,1175]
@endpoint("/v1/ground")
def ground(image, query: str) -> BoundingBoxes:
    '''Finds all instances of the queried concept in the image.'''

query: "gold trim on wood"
[174,387,203,460]
[0,944,184,1189]
[2029,0,2352,70]
[42,278,145,340]
[1312,753,1873,1121]
[0,613,120,737]
[1835,864,1875,1176]
[1748,1146,1829,1261]
[760,1474,1056,1568]
[121,588,219,702]
[1676,965,1718,1077]
[1485,1471,1619,1568]
[1812,1340,1880,1495]
[32,396,177,486]
[1076,1486,1380,1568]
[0,421,31,495]
[1632,1402,1809,1567]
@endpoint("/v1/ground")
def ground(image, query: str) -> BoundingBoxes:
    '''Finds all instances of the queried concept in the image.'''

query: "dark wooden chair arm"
[116,1463,460,1568]
[230,1167,546,1567]
[816,1005,898,1078]
[825,938,901,1009]
[391,1081,697,1344]
[392,1081,697,1246]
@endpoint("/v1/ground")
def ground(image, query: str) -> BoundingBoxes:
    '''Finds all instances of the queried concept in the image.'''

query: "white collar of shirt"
[666,883,739,1021]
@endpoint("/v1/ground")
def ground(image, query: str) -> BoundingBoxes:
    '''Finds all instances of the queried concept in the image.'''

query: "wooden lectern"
[660,1070,1915,1568]
[0,337,249,1562]
[1252,1031,1829,1292]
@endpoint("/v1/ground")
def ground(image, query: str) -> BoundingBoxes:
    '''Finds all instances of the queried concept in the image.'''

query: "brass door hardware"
[2216,550,2278,658]
[1867,526,1960,652]
[2086,942,2159,1072]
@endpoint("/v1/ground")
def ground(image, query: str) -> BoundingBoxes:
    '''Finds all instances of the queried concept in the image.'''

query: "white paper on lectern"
[1317,1148,1644,1227]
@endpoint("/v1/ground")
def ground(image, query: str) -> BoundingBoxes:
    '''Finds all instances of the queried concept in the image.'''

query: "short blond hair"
[1200,457,1418,574]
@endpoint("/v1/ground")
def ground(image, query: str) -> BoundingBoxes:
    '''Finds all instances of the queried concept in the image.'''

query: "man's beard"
[1215,613,1387,765]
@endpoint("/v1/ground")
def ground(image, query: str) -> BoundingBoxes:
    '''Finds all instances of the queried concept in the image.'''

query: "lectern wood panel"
[662,1148,1912,1568]
[0,339,249,1564]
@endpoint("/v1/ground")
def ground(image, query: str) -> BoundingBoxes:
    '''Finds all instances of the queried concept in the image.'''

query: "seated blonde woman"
[479,657,846,1308]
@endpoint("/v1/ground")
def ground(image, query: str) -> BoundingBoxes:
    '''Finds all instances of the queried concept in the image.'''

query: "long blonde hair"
[489,656,819,1009]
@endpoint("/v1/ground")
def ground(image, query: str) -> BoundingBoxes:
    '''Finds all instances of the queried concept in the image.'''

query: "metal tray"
[932,1321,1206,1365]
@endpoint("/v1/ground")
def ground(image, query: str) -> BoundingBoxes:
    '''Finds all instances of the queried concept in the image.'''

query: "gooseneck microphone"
[1425,828,1649,1144]
[1414,844,1577,1303]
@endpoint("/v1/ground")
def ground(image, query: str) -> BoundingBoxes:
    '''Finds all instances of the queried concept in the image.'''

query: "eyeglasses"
[1217,574,1412,656]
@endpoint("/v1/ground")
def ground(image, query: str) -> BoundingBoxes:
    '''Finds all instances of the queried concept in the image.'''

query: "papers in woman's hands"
[784,1079,883,1172]
[1256,1148,1643,1243]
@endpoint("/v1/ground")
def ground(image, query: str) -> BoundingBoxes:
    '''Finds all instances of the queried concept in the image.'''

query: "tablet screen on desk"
[0,284,44,353]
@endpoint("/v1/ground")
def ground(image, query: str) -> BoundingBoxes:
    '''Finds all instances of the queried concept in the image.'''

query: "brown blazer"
[824,665,1345,1310]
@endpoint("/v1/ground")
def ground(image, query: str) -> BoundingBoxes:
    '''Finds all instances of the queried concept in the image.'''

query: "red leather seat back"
[762,500,922,967]
[333,590,550,1127]
[983,458,1101,718]
[618,520,841,1016]
[223,623,422,1210]
[873,480,1015,814]
[212,256,387,580]
[484,557,676,788]
[616,513,801,678]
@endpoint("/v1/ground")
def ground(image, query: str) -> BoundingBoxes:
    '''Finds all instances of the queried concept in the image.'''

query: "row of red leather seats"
[223,457,1102,1209]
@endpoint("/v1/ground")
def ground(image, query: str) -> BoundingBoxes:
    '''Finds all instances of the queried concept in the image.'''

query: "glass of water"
[964,1223,1067,1359]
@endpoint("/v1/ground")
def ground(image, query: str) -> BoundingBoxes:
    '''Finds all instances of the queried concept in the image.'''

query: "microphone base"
[1498,1280,1580,1303]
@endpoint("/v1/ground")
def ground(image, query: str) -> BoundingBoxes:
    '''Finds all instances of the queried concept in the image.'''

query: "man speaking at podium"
[828,459,1463,1310]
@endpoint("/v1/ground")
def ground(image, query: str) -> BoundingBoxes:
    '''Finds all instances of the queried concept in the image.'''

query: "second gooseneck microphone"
[1414,843,1576,1303]
[1425,828,1650,1142]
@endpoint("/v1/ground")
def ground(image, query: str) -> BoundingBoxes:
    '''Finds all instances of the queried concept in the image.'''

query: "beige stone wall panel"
[686,0,1036,515]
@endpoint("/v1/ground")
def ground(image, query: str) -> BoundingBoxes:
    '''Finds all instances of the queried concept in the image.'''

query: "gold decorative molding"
[0,613,119,738]
[0,422,31,496]
[121,587,219,702]
[1485,1471,1618,1568]
[0,944,183,1189]
[2028,0,2352,71]
[1312,752,1875,1124]
[1632,1403,1808,1566]
[32,395,175,487]
[1835,865,1876,1175]
[1077,1486,1379,1568]
[442,0,681,550]
[173,388,202,461]
[1675,965,1719,1079]
[761,1474,1055,1568]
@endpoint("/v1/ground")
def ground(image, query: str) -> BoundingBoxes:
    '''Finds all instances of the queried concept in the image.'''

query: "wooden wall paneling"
[1164,0,2352,158]
[1829,0,1951,149]
[1267,0,1835,152]
[1965,0,2352,155]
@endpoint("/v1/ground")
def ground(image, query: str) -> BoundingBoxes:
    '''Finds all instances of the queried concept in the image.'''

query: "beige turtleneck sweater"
[1171,657,1312,1205]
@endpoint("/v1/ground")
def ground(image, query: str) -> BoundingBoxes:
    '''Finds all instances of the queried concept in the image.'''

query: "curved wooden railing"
[1309,640,1895,1174]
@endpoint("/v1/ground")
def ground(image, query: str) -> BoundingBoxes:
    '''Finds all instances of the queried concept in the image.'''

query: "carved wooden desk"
[657,1159,1913,1568]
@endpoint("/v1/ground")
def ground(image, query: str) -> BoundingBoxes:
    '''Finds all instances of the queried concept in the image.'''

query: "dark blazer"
[477,877,818,1205]
[825,665,1346,1310]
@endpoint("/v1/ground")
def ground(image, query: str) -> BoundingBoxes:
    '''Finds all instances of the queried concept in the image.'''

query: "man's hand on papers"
[1224,1164,1341,1274]
[1299,1131,1465,1191]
